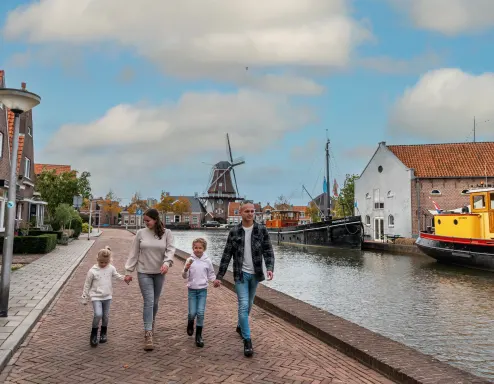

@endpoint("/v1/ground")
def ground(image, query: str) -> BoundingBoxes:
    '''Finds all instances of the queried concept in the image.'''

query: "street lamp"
[88,194,93,241]
[0,87,41,317]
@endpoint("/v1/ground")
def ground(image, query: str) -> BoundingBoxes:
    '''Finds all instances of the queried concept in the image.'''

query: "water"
[173,230,494,381]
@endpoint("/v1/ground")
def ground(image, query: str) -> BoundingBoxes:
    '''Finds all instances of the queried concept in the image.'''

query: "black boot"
[243,338,253,357]
[100,326,108,343]
[90,328,99,347]
[236,326,242,338]
[195,326,204,348]
[187,319,194,336]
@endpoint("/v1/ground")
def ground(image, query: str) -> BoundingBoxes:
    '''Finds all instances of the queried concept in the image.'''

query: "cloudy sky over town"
[1,0,494,205]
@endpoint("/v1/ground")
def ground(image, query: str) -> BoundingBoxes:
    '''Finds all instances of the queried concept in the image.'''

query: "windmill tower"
[200,134,245,223]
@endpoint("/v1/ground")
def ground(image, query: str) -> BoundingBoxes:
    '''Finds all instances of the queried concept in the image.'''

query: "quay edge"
[172,246,491,384]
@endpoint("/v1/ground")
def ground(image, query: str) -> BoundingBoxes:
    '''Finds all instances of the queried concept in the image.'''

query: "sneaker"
[144,331,154,351]
[243,338,253,357]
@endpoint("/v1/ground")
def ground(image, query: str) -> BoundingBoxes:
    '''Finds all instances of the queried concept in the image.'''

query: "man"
[213,202,275,357]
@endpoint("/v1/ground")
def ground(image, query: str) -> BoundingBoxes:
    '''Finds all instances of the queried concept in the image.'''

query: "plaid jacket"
[216,222,275,282]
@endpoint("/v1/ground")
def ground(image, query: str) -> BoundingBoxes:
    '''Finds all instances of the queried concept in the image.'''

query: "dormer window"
[431,190,441,195]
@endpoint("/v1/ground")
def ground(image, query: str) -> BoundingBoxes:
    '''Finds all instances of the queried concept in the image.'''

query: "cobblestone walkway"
[0,239,95,370]
[1,229,393,384]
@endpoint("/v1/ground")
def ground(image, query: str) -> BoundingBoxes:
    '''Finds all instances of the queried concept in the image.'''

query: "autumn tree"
[155,191,174,213]
[36,169,92,218]
[274,195,291,210]
[306,201,321,223]
[334,174,358,218]
[127,191,148,214]
[173,197,192,215]
[99,190,122,223]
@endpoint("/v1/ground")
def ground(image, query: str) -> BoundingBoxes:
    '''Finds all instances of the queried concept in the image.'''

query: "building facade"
[355,141,494,239]
[227,202,262,225]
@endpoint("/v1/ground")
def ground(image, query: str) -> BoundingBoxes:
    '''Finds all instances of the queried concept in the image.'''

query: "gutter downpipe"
[415,174,421,237]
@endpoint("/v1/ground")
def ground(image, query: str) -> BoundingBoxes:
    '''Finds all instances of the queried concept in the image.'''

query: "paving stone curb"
[0,240,95,372]
[173,246,490,384]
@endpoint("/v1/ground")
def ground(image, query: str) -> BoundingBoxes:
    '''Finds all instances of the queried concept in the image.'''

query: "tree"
[334,174,358,218]
[155,191,174,213]
[127,191,147,214]
[100,190,122,221]
[54,204,74,230]
[173,197,192,215]
[35,169,92,218]
[306,201,321,223]
[274,195,291,210]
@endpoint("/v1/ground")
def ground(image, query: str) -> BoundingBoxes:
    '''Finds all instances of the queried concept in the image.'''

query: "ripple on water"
[172,230,494,380]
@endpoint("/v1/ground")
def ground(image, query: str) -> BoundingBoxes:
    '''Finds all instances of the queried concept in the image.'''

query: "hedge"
[26,230,63,240]
[0,234,57,254]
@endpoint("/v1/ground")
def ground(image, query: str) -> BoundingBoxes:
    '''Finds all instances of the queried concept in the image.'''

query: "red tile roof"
[387,142,494,178]
[292,205,308,213]
[34,164,72,175]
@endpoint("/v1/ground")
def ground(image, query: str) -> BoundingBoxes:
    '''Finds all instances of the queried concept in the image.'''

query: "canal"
[172,229,494,380]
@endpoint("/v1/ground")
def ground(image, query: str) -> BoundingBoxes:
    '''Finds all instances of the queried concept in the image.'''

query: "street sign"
[73,195,83,208]
[137,209,142,216]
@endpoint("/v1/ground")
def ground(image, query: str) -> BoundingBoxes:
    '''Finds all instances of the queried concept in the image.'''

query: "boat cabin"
[265,210,300,229]
[433,188,494,240]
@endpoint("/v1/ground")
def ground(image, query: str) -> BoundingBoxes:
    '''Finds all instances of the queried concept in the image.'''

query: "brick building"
[227,202,262,225]
[355,141,494,239]
[0,71,46,232]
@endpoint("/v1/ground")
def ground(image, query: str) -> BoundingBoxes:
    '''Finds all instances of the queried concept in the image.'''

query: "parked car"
[202,221,221,228]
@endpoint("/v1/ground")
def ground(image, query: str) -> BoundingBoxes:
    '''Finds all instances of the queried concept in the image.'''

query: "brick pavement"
[1,229,394,384]
[0,239,95,371]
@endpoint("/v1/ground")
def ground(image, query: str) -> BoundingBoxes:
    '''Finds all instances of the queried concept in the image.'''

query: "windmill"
[200,134,245,223]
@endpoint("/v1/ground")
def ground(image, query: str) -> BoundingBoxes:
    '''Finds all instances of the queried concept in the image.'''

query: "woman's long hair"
[144,208,165,239]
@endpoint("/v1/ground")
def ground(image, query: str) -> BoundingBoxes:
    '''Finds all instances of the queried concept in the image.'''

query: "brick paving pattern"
[1,229,394,383]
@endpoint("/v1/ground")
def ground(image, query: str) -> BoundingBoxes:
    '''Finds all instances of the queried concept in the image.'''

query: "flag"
[323,177,328,193]
[429,196,442,213]
[333,178,339,197]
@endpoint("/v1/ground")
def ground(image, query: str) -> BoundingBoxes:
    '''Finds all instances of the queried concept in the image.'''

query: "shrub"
[0,234,57,254]
[71,212,83,238]
[82,223,93,233]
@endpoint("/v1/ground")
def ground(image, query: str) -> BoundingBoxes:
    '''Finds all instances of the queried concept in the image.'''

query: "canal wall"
[363,240,426,256]
[174,247,489,384]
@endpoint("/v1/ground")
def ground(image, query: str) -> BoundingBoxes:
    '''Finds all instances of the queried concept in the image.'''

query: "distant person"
[182,238,216,347]
[213,202,275,357]
[81,246,128,347]
[124,208,175,351]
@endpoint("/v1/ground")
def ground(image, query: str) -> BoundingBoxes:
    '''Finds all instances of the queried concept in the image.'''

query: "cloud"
[389,0,494,35]
[358,51,444,74]
[3,0,371,81]
[388,68,494,141]
[116,66,136,84]
[342,145,377,160]
[39,89,314,196]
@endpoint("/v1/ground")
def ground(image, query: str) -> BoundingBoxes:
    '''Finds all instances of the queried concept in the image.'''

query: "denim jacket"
[216,222,275,282]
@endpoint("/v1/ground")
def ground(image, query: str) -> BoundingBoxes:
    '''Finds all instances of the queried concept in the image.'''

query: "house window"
[234,209,239,215]
[174,215,180,222]
[373,188,384,209]
[431,189,441,195]
[300,212,305,218]
[24,157,31,179]
[130,217,135,224]
[165,216,171,224]
[387,191,394,198]
[388,215,395,227]
[0,198,5,230]
[185,216,190,222]
[0,133,3,158]
[124,217,129,224]
[365,215,371,226]
[192,216,198,224]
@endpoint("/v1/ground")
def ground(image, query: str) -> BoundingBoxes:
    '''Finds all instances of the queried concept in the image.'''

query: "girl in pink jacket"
[182,238,216,347]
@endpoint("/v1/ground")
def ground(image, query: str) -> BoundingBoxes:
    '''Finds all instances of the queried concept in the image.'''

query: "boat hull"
[416,233,494,271]
[267,216,363,250]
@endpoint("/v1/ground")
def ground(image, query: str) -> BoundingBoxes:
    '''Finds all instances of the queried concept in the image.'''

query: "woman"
[124,208,175,351]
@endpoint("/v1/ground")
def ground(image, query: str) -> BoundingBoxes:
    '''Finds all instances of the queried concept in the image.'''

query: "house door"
[374,217,384,241]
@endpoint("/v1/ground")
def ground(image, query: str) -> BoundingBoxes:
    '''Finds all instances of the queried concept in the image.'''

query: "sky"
[1,0,494,207]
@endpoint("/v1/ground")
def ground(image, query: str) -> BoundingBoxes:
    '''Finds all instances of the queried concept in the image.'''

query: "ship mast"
[325,138,331,221]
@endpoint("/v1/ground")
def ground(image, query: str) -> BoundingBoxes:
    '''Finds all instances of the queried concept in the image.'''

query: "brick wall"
[410,177,489,236]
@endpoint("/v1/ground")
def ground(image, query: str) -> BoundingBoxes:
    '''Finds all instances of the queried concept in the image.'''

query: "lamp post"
[88,194,93,240]
[0,87,41,317]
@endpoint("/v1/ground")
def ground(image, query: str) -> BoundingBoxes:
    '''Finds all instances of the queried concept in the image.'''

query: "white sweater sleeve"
[162,229,176,267]
[82,270,94,299]
[112,265,125,281]
[125,231,140,274]
[207,259,216,282]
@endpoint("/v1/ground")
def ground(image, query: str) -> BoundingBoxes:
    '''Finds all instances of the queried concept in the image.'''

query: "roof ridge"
[387,142,494,147]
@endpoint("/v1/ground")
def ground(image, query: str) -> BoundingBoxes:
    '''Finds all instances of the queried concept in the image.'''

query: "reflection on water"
[173,230,494,380]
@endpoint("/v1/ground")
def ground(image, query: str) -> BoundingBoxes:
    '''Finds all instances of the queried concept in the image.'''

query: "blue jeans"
[188,288,207,327]
[138,273,165,331]
[235,272,259,340]
[92,299,111,328]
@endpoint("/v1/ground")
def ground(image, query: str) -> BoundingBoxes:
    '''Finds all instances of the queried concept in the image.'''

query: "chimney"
[0,70,4,87]
[21,82,26,90]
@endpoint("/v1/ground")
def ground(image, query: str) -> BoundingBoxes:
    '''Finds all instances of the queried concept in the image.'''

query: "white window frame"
[0,198,5,231]
[192,216,198,224]
[365,215,371,226]
[388,214,395,227]
[0,132,3,158]
[24,157,31,179]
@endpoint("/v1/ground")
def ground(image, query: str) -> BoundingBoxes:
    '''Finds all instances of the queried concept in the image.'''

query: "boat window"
[388,215,394,227]
[365,215,370,226]
[491,193,494,209]
[473,195,485,209]
[461,189,469,195]
[431,189,441,195]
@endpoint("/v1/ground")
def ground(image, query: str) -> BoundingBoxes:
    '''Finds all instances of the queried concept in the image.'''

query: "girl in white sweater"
[82,246,127,347]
